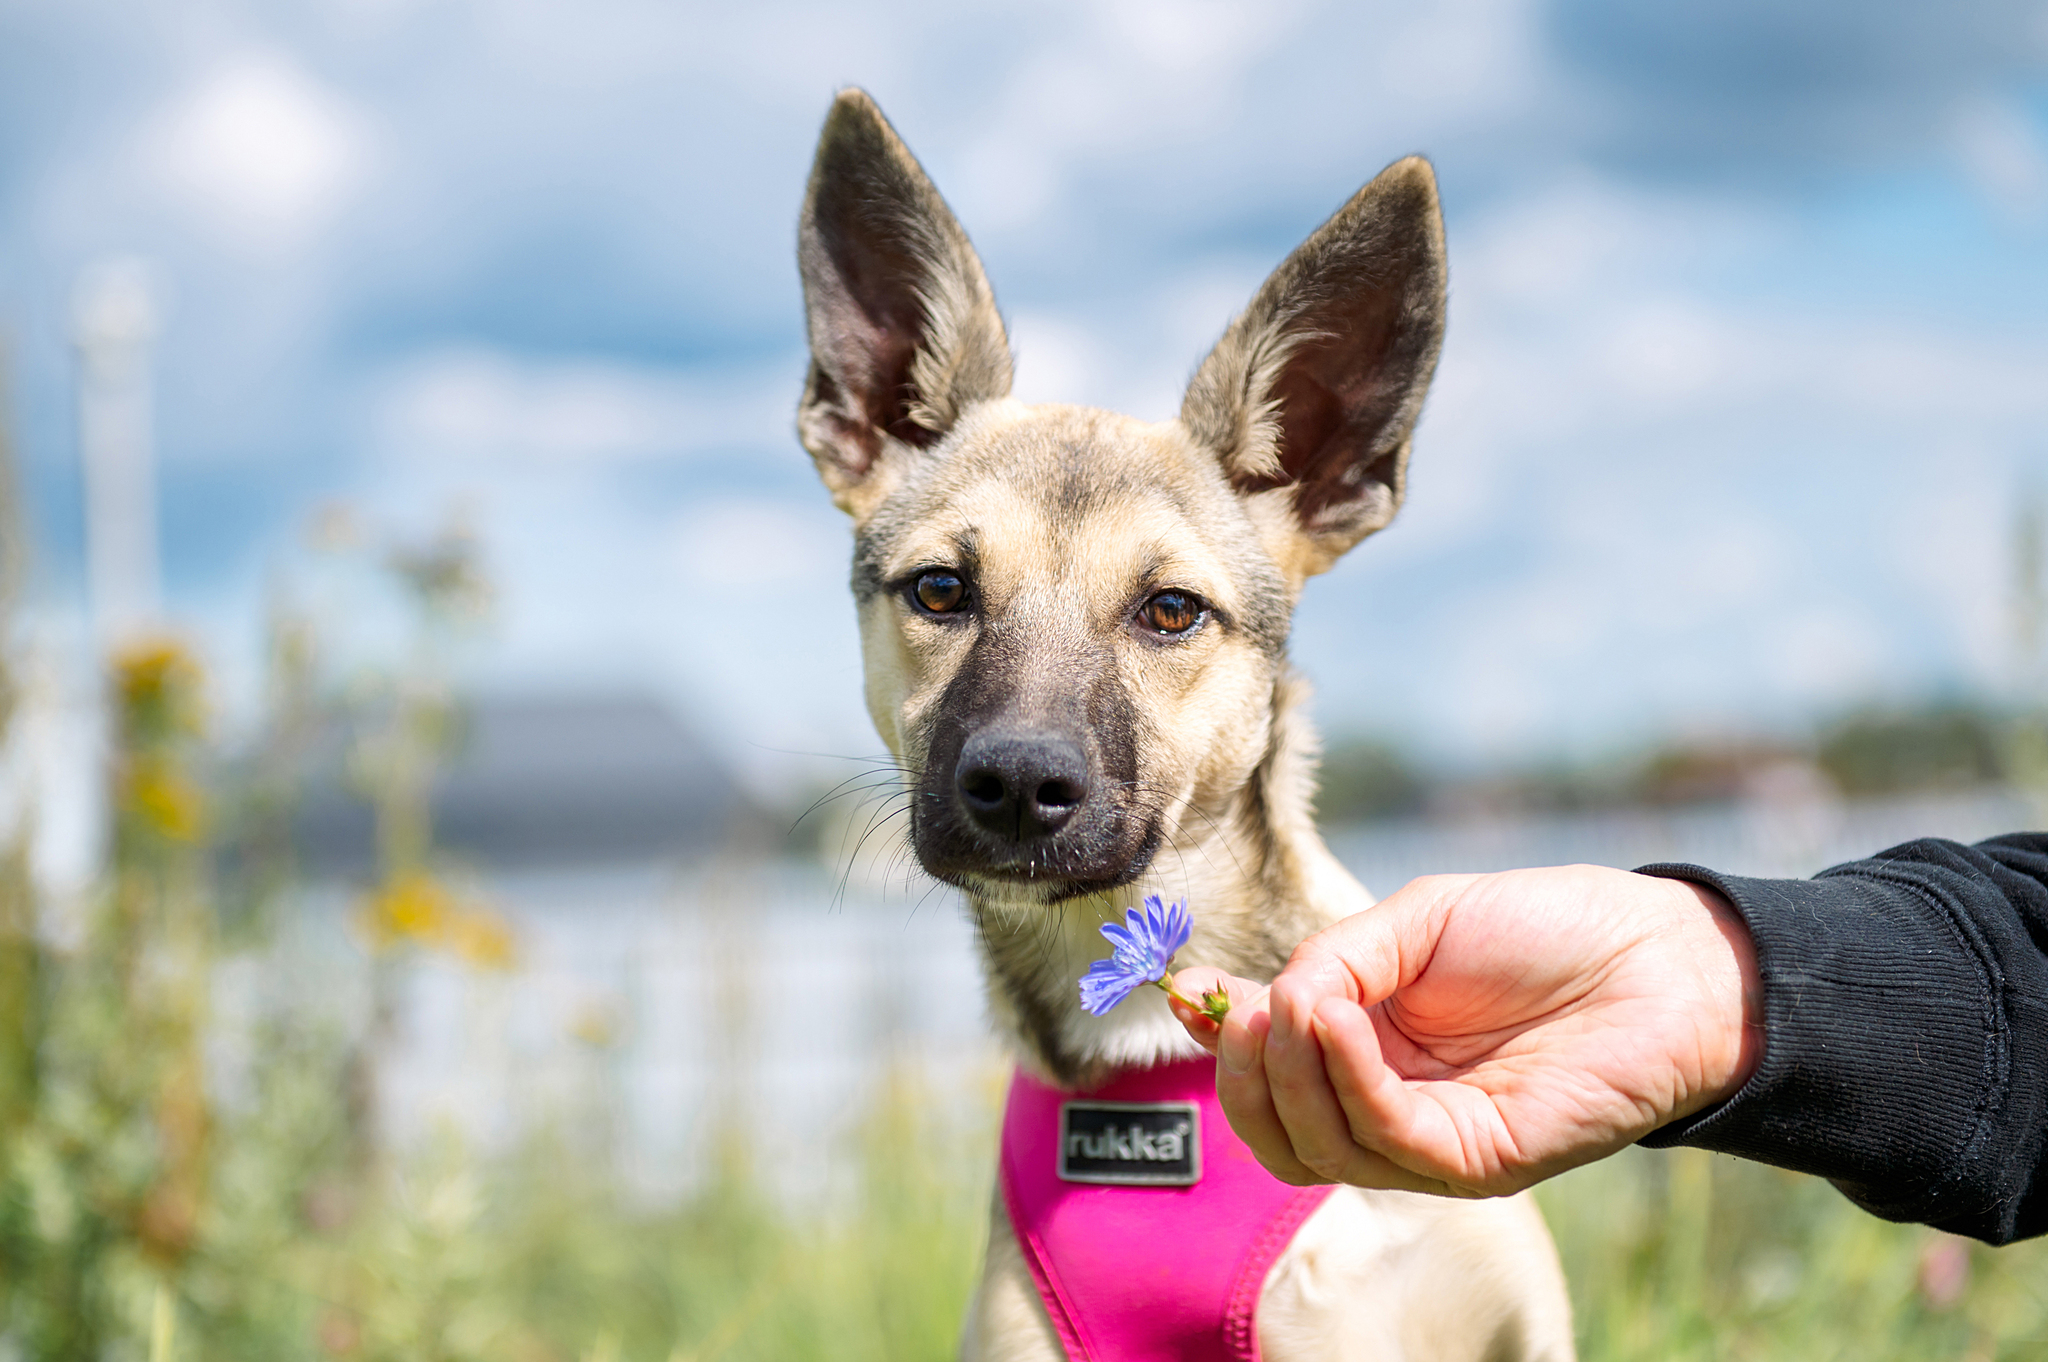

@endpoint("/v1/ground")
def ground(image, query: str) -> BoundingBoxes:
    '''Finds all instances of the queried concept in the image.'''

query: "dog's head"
[797,90,1445,907]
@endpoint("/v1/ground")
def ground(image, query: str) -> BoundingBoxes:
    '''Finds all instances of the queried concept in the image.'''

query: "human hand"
[1170,866,1761,1196]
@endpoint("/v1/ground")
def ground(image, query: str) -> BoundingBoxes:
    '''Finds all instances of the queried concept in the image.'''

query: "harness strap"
[999,1058,1336,1361]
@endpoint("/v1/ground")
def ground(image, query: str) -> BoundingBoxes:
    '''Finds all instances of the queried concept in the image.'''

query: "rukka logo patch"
[1057,1100,1201,1186]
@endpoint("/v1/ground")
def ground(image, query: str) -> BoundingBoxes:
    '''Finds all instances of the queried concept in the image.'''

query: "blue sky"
[3,0,2046,796]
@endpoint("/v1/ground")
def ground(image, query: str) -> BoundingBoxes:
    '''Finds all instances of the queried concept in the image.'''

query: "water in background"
[1332,788,2033,889]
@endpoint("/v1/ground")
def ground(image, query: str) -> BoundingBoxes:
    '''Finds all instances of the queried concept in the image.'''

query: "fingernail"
[1265,995,1297,1050]
[1219,1021,1254,1076]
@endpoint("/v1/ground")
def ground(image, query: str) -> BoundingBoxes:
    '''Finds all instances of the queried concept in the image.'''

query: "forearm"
[1638,834,2048,1245]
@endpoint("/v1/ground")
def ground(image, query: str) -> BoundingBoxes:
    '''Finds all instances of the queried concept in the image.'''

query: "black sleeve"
[1634,833,2048,1245]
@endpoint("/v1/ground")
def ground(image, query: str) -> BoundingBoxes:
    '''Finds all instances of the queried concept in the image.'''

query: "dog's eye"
[912,570,968,614]
[1140,590,1204,636]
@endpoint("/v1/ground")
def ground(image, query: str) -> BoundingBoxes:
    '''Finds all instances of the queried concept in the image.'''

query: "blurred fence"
[253,856,1001,1209]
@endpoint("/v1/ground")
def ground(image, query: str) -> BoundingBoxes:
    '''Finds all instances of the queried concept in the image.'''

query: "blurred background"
[3,1,2048,1358]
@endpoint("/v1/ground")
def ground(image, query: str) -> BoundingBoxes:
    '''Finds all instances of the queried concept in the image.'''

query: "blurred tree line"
[1318,698,2023,825]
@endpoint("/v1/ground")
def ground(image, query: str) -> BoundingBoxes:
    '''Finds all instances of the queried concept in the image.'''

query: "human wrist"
[1672,877,1763,1109]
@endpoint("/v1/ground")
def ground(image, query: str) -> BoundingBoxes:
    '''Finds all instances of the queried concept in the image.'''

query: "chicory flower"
[1078,895,1229,1021]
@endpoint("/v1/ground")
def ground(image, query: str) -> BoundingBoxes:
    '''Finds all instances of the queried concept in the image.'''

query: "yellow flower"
[356,871,515,970]
[443,908,516,970]
[111,638,206,742]
[357,871,451,949]
[125,757,206,842]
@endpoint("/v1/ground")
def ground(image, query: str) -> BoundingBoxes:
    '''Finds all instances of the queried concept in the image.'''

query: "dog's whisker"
[830,796,914,913]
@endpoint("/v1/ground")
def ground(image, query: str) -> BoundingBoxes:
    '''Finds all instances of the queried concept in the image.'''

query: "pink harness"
[999,1058,1336,1361]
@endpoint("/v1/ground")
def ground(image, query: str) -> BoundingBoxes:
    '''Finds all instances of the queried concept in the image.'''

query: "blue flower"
[1078,895,1193,1016]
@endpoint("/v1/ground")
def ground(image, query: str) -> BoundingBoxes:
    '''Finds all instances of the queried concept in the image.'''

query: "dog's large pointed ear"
[797,89,1012,517]
[1181,156,1447,580]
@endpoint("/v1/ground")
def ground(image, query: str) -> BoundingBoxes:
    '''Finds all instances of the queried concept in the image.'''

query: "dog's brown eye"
[913,570,968,614]
[1141,590,1203,636]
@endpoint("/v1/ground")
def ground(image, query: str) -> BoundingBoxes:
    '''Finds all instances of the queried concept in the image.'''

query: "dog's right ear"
[797,89,1012,518]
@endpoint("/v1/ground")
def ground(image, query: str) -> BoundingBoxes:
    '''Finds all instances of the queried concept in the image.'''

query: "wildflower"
[1078,895,1229,1021]
[112,638,206,743]
[356,871,516,970]
[361,871,452,945]
[444,908,517,970]
[125,756,206,841]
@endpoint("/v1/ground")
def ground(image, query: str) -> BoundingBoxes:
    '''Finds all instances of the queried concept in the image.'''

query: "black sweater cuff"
[1633,860,2016,1239]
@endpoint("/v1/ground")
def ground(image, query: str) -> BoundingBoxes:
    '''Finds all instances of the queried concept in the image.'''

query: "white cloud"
[1953,94,2048,220]
[671,498,845,589]
[1877,442,2013,688]
[658,498,875,797]
[1593,297,1741,404]
[943,0,1312,231]
[373,350,799,467]
[1370,0,1551,124]
[337,417,874,803]
[1106,0,1302,75]
[1002,260,1268,419]
[143,50,371,254]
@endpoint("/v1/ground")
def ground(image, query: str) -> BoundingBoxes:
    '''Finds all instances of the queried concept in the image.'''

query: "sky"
[2,0,2047,797]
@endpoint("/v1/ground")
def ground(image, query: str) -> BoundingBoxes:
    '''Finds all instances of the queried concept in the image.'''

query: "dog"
[795,89,1575,1362]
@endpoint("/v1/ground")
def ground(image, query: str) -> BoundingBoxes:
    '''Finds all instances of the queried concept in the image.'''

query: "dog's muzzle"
[911,718,1156,901]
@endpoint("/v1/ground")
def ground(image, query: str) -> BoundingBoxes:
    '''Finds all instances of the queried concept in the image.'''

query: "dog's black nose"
[955,731,1090,840]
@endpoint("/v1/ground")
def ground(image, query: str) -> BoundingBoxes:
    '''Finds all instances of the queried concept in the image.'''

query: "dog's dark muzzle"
[909,634,1158,899]
[912,714,1155,900]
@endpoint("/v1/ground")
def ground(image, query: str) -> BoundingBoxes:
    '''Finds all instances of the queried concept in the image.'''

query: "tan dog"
[796,89,1575,1362]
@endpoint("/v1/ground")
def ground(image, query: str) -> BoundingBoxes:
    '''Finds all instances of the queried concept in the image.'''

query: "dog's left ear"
[797,89,1013,518]
[1181,156,1447,580]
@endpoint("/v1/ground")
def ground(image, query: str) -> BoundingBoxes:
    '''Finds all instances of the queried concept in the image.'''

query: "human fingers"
[1247,989,1470,1195]
[1259,911,1413,1175]
[1310,995,1514,1196]
[1243,1032,1471,1197]
[1263,982,1392,1185]
[1168,967,1261,1054]
[1210,1007,1331,1185]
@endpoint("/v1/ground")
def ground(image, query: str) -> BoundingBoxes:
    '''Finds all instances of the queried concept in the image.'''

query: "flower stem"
[1150,976,1230,1022]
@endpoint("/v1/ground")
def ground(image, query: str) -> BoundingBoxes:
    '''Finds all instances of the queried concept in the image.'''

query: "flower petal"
[1079,957,1147,1016]
[1156,898,1192,957]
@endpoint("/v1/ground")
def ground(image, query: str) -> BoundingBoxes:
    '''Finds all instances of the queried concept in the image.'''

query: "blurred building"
[294,692,754,877]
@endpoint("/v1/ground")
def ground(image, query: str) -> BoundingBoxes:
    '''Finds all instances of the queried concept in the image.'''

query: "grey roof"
[293,693,748,875]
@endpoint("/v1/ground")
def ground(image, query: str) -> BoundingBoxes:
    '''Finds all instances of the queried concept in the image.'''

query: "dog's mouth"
[914,813,1163,904]
[906,722,1161,903]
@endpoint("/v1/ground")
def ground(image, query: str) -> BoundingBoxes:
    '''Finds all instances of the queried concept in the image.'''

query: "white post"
[72,257,162,647]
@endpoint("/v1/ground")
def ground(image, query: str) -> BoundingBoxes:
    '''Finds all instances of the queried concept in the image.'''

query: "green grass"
[10,943,2048,1361]
[96,1062,998,1362]
[1538,1146,2048,1361]
[170,1088,2048,1362]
